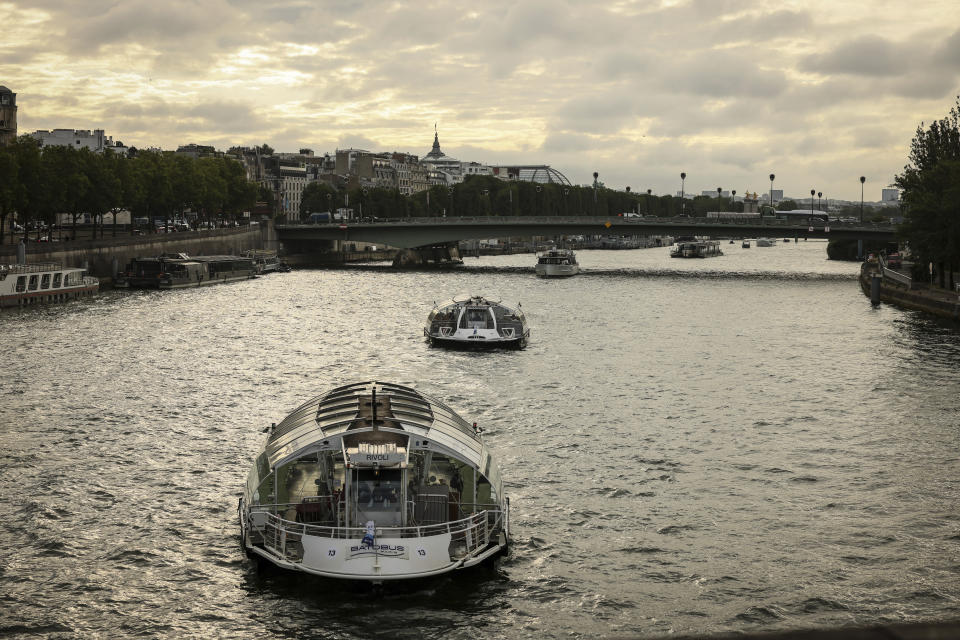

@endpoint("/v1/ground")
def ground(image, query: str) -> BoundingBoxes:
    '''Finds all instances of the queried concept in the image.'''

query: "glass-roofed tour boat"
[424,295,530,349]
[239,381,510,582]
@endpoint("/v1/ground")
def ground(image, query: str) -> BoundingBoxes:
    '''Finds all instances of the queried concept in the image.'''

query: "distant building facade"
[175,143,218,158]
[0,86,17,145]
[30,128,128,154]
[882,188,899,202]
[761,189,784,204]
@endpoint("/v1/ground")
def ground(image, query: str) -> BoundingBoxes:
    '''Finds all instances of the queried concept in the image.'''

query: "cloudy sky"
[3,0,959,201]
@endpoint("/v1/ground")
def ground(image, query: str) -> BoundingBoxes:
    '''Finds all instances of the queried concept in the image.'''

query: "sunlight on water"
[2,241,958,639]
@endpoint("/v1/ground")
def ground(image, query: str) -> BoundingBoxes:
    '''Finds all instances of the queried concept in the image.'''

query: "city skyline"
[2,0,959,200]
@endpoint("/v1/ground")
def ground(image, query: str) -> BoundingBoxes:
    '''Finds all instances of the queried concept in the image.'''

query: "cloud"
[5,0,960,199]
[801,35,914,76]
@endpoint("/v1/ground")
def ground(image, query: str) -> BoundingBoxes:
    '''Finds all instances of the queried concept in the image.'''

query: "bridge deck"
[277,216,895,250]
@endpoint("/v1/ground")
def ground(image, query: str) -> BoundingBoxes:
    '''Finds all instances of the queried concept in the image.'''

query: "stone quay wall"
[860,262,960,320]
[1,226,272,286]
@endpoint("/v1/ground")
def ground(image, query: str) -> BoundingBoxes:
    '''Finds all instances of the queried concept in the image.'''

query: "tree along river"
[1,240,958,639]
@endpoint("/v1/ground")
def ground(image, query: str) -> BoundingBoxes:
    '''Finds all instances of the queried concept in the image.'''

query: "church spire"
[426,125,443,159]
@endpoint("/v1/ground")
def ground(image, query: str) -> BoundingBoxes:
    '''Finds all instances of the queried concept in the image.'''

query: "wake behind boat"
[238,381,510,583]
[424,295,529,349]
[535,248,579,277]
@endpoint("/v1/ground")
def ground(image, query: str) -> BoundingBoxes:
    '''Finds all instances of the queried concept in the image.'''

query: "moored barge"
[239,381,510,582]
[114,253,256,288]
[670,240,723,258]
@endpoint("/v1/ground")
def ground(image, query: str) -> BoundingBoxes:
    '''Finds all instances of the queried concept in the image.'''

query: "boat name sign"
[348,543,409,560]
[348,451,406,465]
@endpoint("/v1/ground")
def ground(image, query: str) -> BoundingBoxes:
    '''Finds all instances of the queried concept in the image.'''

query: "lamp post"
[810,189,815,225]
[593,172,599,215]
[717,187,722,215]
[769,173,775,216]
[680,172,686,216]
[817,191,822,213]
[731,189,737,212]
[859,176,865,223]
[362,187,368,222]
[563,187,569,216]
[646,188,652,216]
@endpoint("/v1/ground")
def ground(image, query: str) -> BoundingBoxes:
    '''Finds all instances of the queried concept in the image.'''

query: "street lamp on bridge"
[646,189,652,216]
[810,189,816,225]
[860,176,866,223]
[817,191,822,213]
[680,172,686,216]
[731,189,737,212]
[769,173,775,213]
[592,172,599,215]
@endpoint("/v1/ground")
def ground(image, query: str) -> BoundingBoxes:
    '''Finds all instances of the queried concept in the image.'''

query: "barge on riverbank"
[114,253,256,288]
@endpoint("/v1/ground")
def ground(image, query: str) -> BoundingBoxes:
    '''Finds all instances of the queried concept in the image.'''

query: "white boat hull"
[535,263,579,277]
[241,505,507,582]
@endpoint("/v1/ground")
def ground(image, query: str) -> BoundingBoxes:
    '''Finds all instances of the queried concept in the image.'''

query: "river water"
[2,240,959,639]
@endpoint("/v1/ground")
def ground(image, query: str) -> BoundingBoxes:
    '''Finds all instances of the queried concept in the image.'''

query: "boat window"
[477,478,497,508]
[460,307,493,329]
[52,273,62,288]
[28,275,38,291]
[40,274,51,289]
[15,276,26,292]
[352,468,403,527]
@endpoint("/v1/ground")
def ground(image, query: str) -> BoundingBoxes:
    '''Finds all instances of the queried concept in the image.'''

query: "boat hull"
[0,282,98,308]
[535,264,579,277]
[240,503,508,582]
[427,333,527,350]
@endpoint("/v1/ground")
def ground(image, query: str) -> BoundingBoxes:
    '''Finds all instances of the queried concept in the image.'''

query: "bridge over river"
[276,215,896,264]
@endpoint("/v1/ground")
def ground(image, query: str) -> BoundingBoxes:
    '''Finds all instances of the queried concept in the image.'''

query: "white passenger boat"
[756,238,775,247]
[244,249,289,274]
[424,295,530,349]
[239,381,510,582]
[535,248,579,277]
[0,262,98,308]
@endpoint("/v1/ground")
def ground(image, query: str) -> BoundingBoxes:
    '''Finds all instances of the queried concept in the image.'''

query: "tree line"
[0,136,259,243]
[298,174,753,221]
[896,95,960,288]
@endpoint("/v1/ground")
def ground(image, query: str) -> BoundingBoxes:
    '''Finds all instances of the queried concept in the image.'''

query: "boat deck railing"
[247,506,505,565]
[1,262,64,275]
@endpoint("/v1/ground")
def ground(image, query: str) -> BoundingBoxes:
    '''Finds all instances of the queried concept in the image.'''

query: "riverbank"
[1,226,271,287]
[859,261,960,320]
